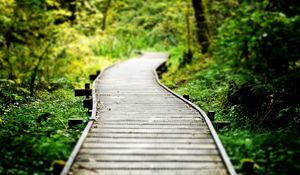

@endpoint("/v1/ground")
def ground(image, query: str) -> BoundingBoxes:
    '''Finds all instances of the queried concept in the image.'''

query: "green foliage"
[0,0,196,174]
[212,5,300,79]
[209,1,300,128]
[162,0,300,174]
[220,126,300,174]
[0,90,87,174]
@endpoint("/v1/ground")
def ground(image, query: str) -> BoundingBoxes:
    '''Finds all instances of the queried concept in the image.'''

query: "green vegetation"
[1,0,299,174]
[162,0,300,174]
[0,89,86,174]
[0,0,194,174]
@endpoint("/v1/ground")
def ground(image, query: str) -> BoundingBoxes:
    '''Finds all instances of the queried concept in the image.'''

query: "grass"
[0,89,88,175]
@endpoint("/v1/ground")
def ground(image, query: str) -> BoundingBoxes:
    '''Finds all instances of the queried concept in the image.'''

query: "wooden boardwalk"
[62,53,236,175]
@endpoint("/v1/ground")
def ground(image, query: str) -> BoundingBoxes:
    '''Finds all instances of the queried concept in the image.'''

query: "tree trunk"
[102,0,112,31]
[69,0,76,24]
[184,1,193,64]
[29,43,52,96]
[192,0,211,53]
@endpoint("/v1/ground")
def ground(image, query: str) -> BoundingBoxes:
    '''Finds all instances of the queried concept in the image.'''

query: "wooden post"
[213,121,230,130]
[85,83,90,98]
[89,74,97,81]
[183,94,190,101]
[96,70,101,76]
[208,111,215,121]
[87,110,92,116]
[68,119,83,127]
[83,98,93,110]
[74,89,92,97]
[85,83,90,89]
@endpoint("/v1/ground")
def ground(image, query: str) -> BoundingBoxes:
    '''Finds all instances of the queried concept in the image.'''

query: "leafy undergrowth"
[0,89,88,175]
[162,1,300,174]
[161,55,300,175]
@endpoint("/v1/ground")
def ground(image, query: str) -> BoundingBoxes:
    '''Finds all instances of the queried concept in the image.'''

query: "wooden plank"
[82,143,216,149]
[154,64,236,175]
[72,169,227,175]
[65,53,235,175]
[90,128,209,133]
[94,121,205,125]
[96,118,203,121]
[87,132,211,138]
[73,162,225,169]
[91,125,206,129]
[97,114,203,119]
[76,154,222,162]
[92,123,205,127]
[99,109,195,113]
[79,148,219,155]
[84,138,215,144]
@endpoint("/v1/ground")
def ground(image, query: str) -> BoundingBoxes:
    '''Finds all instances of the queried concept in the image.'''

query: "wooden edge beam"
[60,121,94,175]
[153,62,237,175]
[61,63,121,175]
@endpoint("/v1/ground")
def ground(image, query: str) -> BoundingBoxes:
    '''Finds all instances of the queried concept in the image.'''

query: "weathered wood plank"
[84,138,215,144]
[74,162,225,169]
[91,125,207,129]
[67,53,234,175]
[79,148,219,155]
[76,154,222,162]
[87,132,211,138]
[82,143,216,149]
[73,169,227,175]
[90,128,209,133]
[94,121,205,125]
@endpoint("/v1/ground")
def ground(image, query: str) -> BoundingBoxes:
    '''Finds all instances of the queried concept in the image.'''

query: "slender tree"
[102,0,112,31]
[29,41,53,96]
[184,0,193,63]
[192,0,211,53]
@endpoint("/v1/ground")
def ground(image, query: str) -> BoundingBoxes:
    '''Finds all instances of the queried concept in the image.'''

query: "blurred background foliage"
[0,0,197,174]
[162,0,300,174]
[0,0,299,174]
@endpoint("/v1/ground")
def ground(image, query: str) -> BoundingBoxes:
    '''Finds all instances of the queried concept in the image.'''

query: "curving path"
[63,53,236,175]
